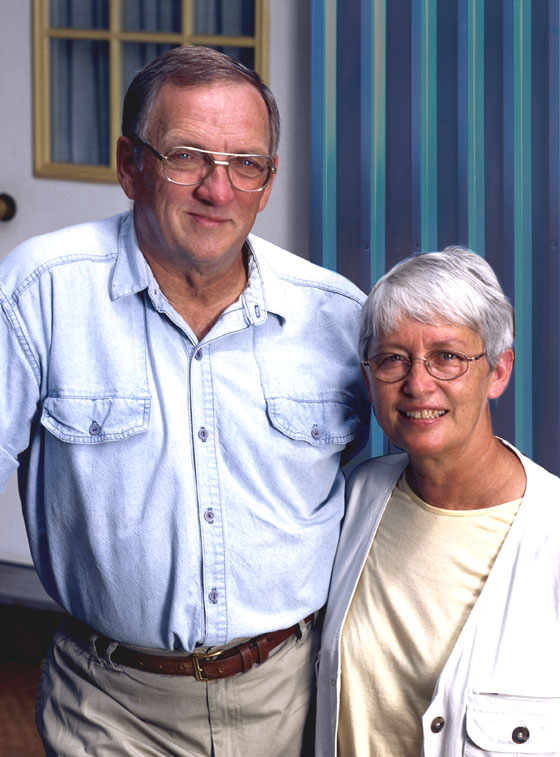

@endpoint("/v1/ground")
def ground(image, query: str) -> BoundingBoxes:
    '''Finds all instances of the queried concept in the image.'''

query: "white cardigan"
[316,444,560,756]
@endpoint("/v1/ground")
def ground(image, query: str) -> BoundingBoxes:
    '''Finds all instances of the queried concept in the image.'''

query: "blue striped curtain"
[311,0,560,472]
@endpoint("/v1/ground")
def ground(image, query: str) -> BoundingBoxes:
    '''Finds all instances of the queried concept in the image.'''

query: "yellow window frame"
[32,0,269,183]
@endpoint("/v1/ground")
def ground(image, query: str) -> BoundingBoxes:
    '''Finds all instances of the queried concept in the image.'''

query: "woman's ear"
[487,349,514,400]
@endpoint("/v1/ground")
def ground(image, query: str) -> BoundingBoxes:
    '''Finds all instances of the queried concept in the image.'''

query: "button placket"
[189,340,227,642]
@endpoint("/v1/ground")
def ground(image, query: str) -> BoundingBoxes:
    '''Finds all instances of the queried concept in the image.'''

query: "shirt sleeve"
[341,387,371,466]
[0,288,41,493]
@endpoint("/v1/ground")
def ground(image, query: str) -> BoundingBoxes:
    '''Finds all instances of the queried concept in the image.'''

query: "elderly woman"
[316,247,560,756]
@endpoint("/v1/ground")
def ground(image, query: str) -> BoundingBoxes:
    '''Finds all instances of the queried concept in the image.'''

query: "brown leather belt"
[71,616,312,681]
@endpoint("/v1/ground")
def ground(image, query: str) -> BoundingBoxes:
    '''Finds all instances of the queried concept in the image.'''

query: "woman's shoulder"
[347,452,408,489]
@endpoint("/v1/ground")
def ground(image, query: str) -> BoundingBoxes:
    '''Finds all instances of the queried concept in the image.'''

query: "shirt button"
[198,427,208,442]
[208,590,219,604]
[512,726,530,744]
[430,717,445,733]
[89,421,101,436]
[204,509,215,523]
[195,350,203,361]
[311,424,321,439]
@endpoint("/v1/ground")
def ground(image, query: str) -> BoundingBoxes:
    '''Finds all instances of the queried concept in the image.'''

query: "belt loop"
[238,642,254,672]
[88,633,102,663]
[90,632,120,671]
[255,636,269,664]
[104,640,119,669]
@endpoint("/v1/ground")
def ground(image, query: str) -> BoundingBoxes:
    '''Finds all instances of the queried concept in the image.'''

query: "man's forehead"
[147,80,271,151]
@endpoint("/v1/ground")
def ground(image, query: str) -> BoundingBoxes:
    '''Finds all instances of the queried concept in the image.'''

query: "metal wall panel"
[310,0,560,471]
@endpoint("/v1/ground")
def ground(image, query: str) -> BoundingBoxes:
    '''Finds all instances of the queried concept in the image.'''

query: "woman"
[316,247,560,756]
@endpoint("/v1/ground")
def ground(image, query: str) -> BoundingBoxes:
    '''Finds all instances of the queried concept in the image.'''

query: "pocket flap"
[466,694,560,752]
[266,396,361,445]
[41,396,150,443]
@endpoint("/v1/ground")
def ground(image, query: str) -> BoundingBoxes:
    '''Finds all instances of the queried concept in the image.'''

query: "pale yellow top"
[337,474,521,757]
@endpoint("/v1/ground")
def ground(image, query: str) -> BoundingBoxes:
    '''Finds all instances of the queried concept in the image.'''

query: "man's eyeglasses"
[134,138,276,192]
[362,351,487,383]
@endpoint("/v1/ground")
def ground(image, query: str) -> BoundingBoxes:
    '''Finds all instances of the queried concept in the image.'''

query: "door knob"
[0,194,16,221]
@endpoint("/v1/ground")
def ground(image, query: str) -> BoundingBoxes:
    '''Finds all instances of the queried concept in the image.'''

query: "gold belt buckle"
[191,648,224,681]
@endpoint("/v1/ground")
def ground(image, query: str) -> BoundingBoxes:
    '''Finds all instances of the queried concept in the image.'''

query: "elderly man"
[316,247,560,756]
[0,47,368,756]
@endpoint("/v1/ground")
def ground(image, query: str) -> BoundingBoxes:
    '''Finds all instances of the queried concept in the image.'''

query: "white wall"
[0,1,310,565]
[254,1,310,257]
[0,2,309,257]
[0,4,130,257]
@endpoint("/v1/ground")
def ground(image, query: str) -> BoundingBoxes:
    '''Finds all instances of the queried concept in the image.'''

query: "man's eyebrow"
[162,138,269,155]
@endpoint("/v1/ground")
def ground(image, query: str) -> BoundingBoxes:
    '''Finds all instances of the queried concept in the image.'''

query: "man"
[0,47,368,756]
[316,247,560,756]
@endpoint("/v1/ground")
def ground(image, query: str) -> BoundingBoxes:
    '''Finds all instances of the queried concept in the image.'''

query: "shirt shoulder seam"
[273,272,365,306]
[7,252,118,303]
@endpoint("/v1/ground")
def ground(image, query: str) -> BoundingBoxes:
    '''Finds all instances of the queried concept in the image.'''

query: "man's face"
[363,317,513,465]
[117,81,277,273]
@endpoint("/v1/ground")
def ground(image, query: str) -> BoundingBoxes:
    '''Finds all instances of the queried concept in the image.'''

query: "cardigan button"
[430,716,445,733]
[512,726,529,744]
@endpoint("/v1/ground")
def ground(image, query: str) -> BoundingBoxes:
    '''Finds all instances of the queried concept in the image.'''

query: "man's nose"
[194,161,236,205]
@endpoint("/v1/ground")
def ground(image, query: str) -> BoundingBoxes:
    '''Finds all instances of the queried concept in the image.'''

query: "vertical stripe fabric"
[310,0,560,472]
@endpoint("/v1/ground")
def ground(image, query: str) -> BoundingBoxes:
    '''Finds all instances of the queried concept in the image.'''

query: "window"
[33,0,269,182]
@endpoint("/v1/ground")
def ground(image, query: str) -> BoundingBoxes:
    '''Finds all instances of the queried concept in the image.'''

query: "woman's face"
[362,317,513,465]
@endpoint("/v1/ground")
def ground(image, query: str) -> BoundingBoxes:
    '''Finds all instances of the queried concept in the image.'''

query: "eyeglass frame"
[132,138,276,193]
[362,351,487,383]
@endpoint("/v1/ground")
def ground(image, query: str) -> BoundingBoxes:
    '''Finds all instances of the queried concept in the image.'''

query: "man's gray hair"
[358,246,514,368]
[122,45,280,156]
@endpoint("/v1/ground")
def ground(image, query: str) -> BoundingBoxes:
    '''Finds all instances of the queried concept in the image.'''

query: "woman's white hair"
[358,246,514,368]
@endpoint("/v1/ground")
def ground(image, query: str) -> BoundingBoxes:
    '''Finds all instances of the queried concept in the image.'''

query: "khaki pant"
[36,618,318,756]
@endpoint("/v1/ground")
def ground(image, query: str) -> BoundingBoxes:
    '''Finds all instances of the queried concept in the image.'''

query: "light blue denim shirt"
[0,211,369,650]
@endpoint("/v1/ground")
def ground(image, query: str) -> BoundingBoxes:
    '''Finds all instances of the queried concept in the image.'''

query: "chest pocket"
[464,695,560,756]
[265,395,361,445]
[41,396,150,443]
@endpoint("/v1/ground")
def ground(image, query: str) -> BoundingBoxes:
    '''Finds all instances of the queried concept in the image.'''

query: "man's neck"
[144,247,249,340]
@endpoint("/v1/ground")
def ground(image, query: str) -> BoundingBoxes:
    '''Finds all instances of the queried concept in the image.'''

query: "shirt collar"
[110,212,150,301]
[110,213,290,325]
[244,235,289,323]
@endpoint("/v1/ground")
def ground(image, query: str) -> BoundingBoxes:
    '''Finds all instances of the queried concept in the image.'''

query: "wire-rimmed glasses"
[363,351,487,383]
[134,138,276,192]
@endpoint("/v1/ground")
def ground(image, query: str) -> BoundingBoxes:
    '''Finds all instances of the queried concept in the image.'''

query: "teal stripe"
[370,0,387,287]
[420,0,438,251]
[361,0,387,457]
[513,0,533,455]
[310,0,337,271]
[467,0,485,257]
[323,0,337,271]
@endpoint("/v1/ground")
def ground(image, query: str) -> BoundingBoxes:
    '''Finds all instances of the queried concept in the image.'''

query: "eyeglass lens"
[164,148,272,190]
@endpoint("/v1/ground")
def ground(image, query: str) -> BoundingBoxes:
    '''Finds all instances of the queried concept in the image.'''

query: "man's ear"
[488,348,514,400]
[257,155,278,213]
[116,136,138,200]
